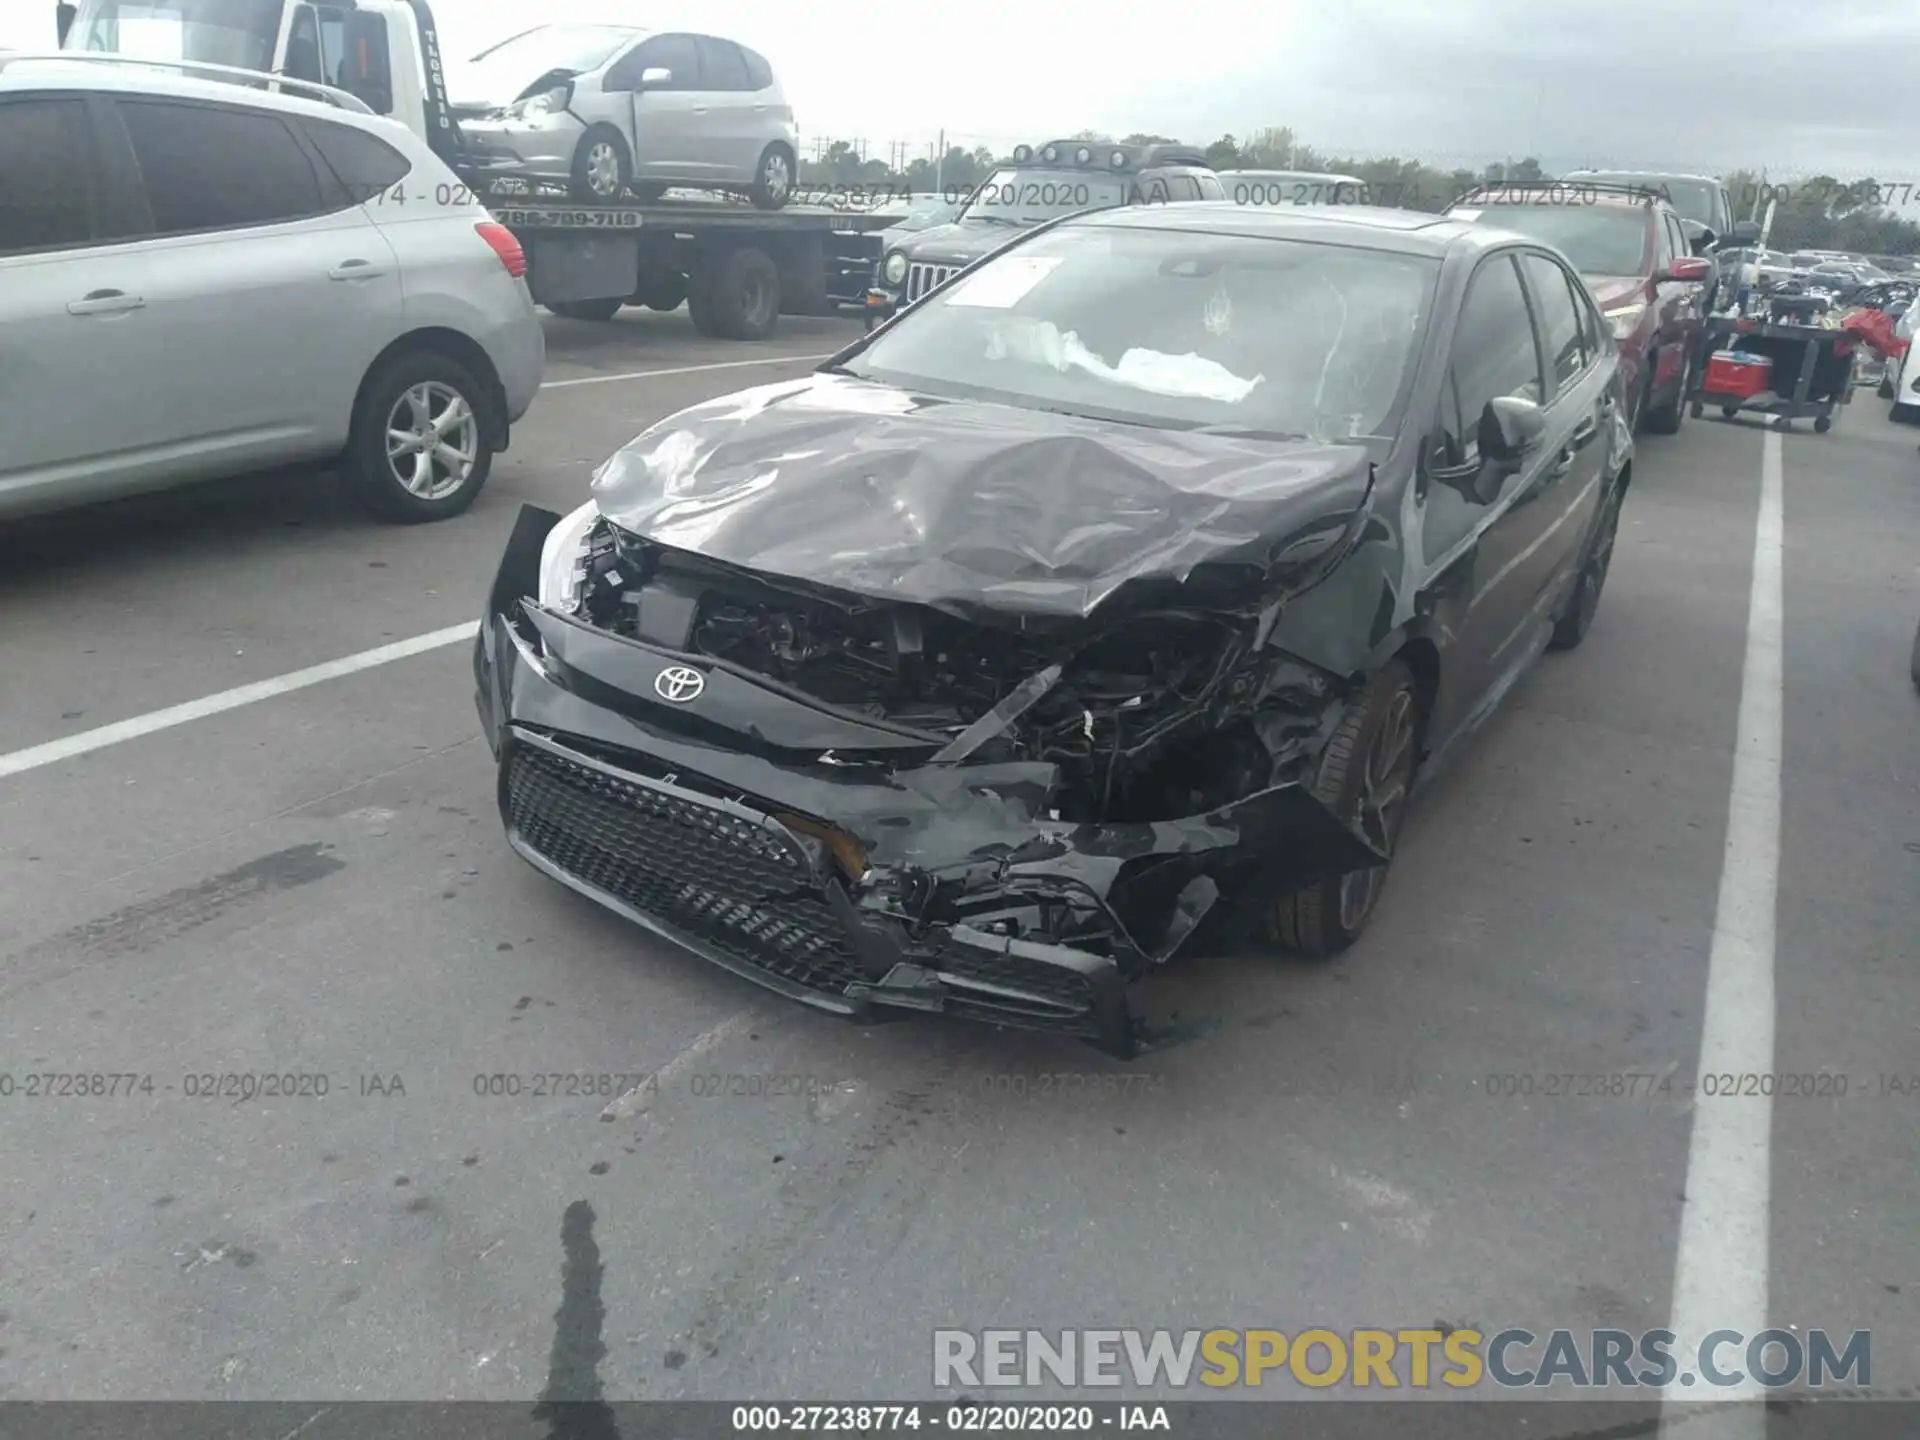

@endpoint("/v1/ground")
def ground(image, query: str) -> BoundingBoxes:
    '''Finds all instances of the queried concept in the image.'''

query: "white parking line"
[1659,431,1784,1436]
[541,352,836,390]
[0,623,477,782]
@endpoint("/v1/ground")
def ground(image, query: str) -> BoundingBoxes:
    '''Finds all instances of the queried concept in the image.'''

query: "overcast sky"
[6,0,1913,186]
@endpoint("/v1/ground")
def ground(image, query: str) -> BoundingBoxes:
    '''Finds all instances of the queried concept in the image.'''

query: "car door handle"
[692,106,709,114]
[1569,417,1599,448]
[328,260,390,281]
[67,289,145,316]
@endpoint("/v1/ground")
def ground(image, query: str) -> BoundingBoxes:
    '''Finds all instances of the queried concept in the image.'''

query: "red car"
[1446,186,1712,433]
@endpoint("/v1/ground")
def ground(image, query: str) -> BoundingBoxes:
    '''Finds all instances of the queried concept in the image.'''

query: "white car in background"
[453,25,800,208]
[0,54,544,523]
[1886,292,1920,419]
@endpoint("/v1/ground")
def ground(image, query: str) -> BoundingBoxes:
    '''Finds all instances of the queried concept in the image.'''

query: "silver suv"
[452,26,800,209]
[0,54,545,524]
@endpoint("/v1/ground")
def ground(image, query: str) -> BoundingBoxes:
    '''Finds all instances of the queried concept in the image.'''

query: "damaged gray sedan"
[474,203,1633,1056]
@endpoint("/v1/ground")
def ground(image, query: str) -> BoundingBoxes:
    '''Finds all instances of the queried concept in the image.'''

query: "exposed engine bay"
[566,518,1346,828]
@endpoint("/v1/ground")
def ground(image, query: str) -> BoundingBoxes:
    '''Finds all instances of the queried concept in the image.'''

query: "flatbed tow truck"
[50,0,889,338]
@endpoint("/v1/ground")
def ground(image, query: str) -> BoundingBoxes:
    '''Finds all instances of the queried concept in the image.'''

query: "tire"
[1641,349,1689,435]
[547,297,623,321]
[749,143,795,210]
[1892,402,1920,425]
[1879,375,1896,400]
[1814,414,1833,433]
[701,246,781,340]
[568,126,631,203]
[1265,659,1421,958]
[344,350,497,523]
[1549,480,1623,651]
[634,273,687,312]
[1722,405,1740,419]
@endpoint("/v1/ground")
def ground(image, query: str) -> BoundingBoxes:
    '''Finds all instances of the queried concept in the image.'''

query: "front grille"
[906,261,959,301]
[506,740,864,993]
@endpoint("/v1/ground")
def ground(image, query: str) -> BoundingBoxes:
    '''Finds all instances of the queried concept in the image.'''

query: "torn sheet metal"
[588,372,1376,623]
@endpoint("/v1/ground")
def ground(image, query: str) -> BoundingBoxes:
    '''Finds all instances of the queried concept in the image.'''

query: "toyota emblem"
[654,665,705,703]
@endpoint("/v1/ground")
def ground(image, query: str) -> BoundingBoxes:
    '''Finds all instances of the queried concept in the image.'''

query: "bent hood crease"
[589,373,1376,622]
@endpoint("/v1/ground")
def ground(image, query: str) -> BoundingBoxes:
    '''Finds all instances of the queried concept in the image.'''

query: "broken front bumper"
[474,507,1381,1057]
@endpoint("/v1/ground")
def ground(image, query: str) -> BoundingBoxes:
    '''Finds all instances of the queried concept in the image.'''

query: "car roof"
[1562,169,1724,192]
[1071,201,1509,258]
[0,52,388,126]
[1220,169,1366,183]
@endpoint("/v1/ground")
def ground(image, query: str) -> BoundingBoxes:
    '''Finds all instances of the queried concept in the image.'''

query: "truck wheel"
[547,298,623,321]
[704,247,781,340]
[633,274,687,312]
[750,144,795,210]
[344,349,498,523]
[569,126,632,203]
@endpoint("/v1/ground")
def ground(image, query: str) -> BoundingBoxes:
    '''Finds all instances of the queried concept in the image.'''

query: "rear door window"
[695,37,752,91]
[300,117,412,208]
[738,45,774,90]
[117,99,325,234]
[1520,251,1588,397]
[0,97,99,255]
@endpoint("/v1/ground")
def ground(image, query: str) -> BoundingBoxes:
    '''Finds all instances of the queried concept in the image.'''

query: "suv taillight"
[476,222,526,278]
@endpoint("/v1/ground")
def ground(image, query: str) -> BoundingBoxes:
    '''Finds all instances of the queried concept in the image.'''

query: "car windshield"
[456,24,640,101]
[958,168,1132,226]
[63,0,283,69]
[1457,202,1651,276]
[838,223,1437,443]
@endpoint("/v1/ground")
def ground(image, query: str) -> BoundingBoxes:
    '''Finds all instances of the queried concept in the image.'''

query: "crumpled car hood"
[588,372,1375,624]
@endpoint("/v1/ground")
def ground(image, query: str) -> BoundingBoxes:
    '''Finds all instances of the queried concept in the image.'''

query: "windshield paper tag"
[944,256,1062,309]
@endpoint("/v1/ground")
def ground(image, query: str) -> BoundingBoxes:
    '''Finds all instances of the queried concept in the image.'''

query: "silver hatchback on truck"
[0,53,545,524]
[450,25,800,209]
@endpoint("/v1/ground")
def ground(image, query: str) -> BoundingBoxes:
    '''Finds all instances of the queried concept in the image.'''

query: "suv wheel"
[1642,349,1689,435]
[345,351,497,523]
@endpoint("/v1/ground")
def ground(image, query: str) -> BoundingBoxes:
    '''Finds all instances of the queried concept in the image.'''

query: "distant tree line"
[796,125,1920,255]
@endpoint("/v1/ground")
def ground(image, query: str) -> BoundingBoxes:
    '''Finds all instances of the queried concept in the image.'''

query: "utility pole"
[935,128,945,193]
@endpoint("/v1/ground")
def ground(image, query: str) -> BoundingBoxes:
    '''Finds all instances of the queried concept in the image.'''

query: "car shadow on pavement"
[0,463,363,591]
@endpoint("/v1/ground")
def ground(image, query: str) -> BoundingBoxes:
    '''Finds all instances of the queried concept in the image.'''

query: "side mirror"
[56,1,77,44]
[1481,395,1546,466]
[1662,256,1713,284]
[639,66,672,87]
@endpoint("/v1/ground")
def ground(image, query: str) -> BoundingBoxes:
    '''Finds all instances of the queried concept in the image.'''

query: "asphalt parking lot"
[0,306,1915,1413]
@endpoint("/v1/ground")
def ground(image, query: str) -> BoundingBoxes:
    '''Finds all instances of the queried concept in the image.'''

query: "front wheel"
[344,351,497,523]
[1266,660,1421,958]
[1641,350,1690,435]
[569,127,632,203]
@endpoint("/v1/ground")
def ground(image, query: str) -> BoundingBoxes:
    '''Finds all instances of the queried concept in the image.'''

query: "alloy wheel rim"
[588,142,621,196]
[763,152,791,200]
[1338,688,1417,932]
[384,381,477,500]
